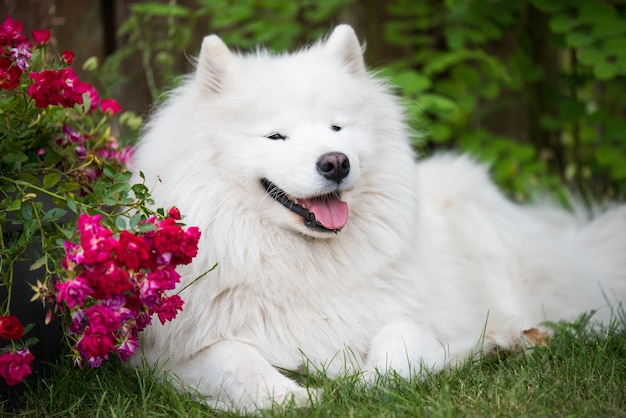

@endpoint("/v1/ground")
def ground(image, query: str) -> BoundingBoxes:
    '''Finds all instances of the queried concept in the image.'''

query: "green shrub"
[110,0,626,204]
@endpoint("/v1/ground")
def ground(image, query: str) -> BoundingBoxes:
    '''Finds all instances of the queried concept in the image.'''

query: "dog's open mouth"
[261,179,348,233]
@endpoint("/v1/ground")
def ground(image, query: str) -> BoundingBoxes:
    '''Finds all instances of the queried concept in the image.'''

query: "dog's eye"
[331,125,342,132]
[266,132,287,140]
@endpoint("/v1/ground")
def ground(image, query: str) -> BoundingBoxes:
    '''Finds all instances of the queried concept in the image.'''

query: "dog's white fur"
[131,25,626,412]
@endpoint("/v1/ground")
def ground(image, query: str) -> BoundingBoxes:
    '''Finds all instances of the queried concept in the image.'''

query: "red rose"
[168,207,181,220]
[61,49,75,65]
[0,16,27,46]
[174,226,201,265]
[153,218,183,255]
[27,67,90,108]
[76,328,115,359]
[0,315,24,340]
[31,29,50,45]
[84,261,131,299]
[27,69,59,107]
[0,57,22,90]
[117,230,153,271]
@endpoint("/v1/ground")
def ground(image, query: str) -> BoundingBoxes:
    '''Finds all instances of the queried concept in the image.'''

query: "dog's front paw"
[251,385,320,412]
[276,385,320,408]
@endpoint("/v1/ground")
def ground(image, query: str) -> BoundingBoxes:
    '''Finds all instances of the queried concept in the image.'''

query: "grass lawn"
[3,314,625,417]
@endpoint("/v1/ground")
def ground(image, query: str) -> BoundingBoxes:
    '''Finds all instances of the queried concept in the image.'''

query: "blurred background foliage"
[6,0,626,205]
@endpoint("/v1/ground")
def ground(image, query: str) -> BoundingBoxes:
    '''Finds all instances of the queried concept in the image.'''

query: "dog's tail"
[577,205,626,320]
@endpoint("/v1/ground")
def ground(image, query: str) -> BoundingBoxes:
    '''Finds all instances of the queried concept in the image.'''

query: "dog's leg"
[169,339,316,412]
[363,320,447,381]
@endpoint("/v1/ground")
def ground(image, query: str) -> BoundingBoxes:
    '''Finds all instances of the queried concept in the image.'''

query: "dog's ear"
[324,25,365,75]
[196,34,233,93]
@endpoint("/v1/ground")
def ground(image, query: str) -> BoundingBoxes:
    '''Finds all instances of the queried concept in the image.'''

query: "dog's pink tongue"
[301,197,348,230]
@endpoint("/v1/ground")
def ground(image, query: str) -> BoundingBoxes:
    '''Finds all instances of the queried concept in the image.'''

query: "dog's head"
[189,26,397,238]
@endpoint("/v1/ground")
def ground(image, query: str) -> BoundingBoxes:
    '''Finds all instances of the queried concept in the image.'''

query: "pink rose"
[147,266,181,291]
[0,348,34,386]
[85,305,121,334]
[100,98,122,115]
[116,336,139,362]
[155,294,184,325]
[56,277,93,309]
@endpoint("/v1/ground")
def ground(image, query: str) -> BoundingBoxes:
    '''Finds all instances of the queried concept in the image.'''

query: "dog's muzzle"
[261,179,348,233]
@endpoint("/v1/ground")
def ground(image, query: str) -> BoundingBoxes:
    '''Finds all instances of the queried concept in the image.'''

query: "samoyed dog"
[131,25,626,412]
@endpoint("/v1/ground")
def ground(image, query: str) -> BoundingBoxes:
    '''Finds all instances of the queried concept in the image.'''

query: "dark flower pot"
[0,244,62,406]
[0,191,67,406]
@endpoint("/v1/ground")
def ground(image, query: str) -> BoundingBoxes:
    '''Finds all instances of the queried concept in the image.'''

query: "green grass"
[3,315,626,417]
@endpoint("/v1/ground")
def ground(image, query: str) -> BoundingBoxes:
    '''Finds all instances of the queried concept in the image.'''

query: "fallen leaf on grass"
[522,327,551,347]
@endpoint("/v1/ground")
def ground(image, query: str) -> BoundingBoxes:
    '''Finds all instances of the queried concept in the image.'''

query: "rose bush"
[56,212,199,368]
[0,15,204,387]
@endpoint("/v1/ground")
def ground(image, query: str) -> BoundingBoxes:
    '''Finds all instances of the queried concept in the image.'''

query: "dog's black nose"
[317,152,350,183]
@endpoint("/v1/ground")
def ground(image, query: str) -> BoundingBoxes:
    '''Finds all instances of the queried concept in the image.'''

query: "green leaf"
[430,123,453,143]
[565,32,593,48]
[42,173,62,189]
[81,91,92,113]
[419,93,461,120]
[131,183,150,199]
[577,1,617,24]
[103,164,117,179]
[136,222,157,233]
[18,172,41,186]
[22,323,36,335]
[130,3,191,17]
[66,196,77,213]
[602,37,626,55]
[559,98,586,122]
[5,199,21,212]
[56,182,81,193]
[451,66,480,86]
[540,114,562,131]
[21,337,39,348]
[2,151,28,164]
[20,204,34,221]
[129,211,144,228]
[445,27,466,50]
[115,216,127,231]
[590,18,626,39]
[594,61,617,80]
[392,71,432,95]
[531,0,563,13]
[82,56,99,71]
[29,255,47,271]
[106,183,131,199]
[578,47,603,66]
[41,207,67,222]
[549,15,578,34]
[479,83,500,100]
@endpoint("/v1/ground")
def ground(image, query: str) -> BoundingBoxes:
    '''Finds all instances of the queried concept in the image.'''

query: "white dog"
[131,25,626,412]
